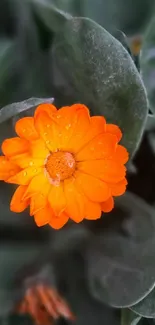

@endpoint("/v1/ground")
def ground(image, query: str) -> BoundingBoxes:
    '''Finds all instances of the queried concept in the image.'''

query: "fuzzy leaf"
[0,97,54,123]
[141,16,155,114]
[85,192,155,307]
[32,0,71,33]
[121,309,141,325]
[130,287,155,318]
[53,17,148,156]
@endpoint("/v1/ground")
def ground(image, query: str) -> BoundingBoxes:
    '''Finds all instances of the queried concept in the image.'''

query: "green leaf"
[85,192,155,307]
[141,16,155,114]
[130,287,155,318]
[0,97,54,123]
[53,17,148,156]
[121,309,141,325]
[32,0,71,33]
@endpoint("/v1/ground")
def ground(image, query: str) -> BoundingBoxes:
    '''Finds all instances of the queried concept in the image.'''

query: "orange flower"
[0,103,128,229]
[16,284,75,325]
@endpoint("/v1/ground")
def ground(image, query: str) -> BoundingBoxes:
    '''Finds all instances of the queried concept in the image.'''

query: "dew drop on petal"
[65,124,71,130]
[43,132,48,136]
[46,124,50,128]
[23,171,27,176]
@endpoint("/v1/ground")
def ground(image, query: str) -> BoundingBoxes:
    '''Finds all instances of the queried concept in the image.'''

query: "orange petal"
[83,195,102,220]
[34,204,54,226]
[48,104,85,150]
[1,137,29,157]
[30,139,49,159]
[76,133,117,161]
[23,173,50,199]
[106,124,122,142]
[64,177,85,222]
[30,192,47,215]
[35,103,57,116]
[101,196,114,212]
[110,178,127,196]
[74,115,106,155]
[86,115,106,139]
[34,111,59,152]
[113,145,129,164]
[77,160,126,183]
[66,104,91,152]
[10,153,45,169]
[6,167,43,185]
[75,171,111,202]
[0,156,20,180]
[49,212,69,229]
[36,285,59,319]
[10,185,29,212]
[54,104,97,150]
[15,117,38,140]
[48,183,66,215]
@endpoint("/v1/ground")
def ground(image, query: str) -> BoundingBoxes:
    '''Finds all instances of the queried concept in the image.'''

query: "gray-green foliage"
[85,192,155,308]
[130,288,155,318]
[32,0,71,33]
[141,16,155,114]
[0,1,155,325]
[32,0,155,36]
[53,17,148,156]
[121,309,141,325]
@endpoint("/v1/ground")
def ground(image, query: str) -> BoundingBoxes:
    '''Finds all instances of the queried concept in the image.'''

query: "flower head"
[16,284,75,325]
[0,103,128,229]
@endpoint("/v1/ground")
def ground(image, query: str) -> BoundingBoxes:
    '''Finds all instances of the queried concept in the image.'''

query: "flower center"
[45,151,76,181]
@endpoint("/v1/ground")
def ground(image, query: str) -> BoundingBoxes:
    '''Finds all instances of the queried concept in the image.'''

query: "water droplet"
[23,171,27,176]
[29,161,34,166]
[46,124,50,128]
[65,124,71,130]
[57,115,61,119]
[34,169,37,173]
[46,140,50,144]
[22,128,26,133]
[44,132,47,136]
[58,133,62,137]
